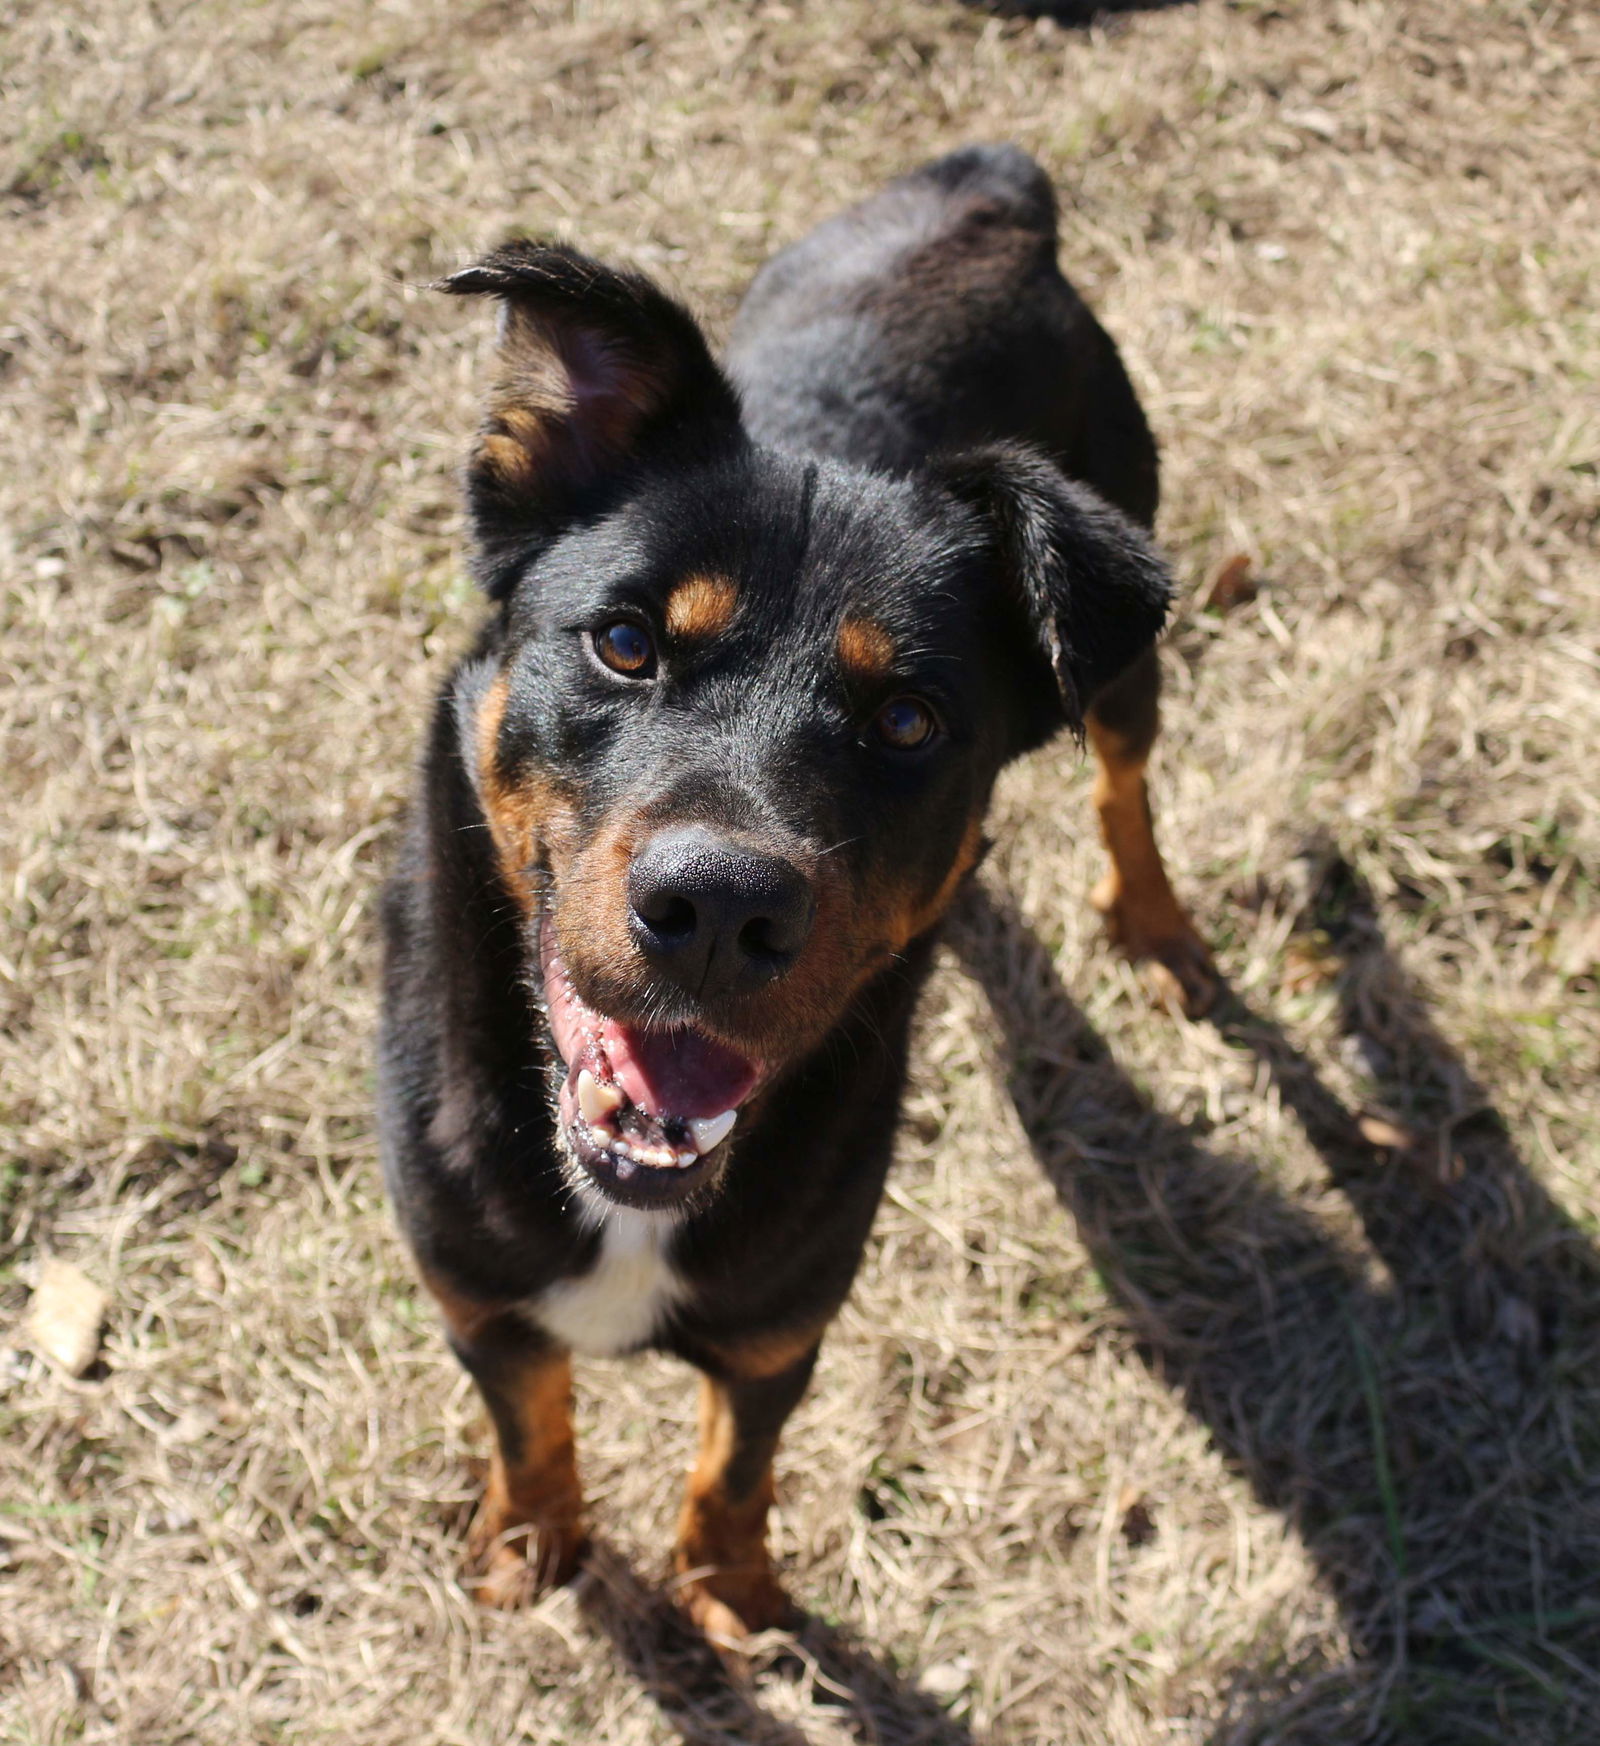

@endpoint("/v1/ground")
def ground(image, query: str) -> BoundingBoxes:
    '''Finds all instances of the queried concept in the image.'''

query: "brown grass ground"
[3,0,1598,1740]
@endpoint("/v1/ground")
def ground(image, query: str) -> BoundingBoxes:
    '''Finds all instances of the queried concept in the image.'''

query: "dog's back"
[727,144,1159,526]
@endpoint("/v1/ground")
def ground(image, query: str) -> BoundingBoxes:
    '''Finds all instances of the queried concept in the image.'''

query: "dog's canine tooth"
[675,1150,698,1169]
[688,1110,737,1154]
[577,1069,623,1123]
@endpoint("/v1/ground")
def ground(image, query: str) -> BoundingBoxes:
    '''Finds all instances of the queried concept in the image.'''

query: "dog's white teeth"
[577,1069,623,1123]
[675,1150,699,1169]
[688,1110,738,1154]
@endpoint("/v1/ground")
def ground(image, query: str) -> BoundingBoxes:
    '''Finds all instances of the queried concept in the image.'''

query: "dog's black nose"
[627,827,813,997]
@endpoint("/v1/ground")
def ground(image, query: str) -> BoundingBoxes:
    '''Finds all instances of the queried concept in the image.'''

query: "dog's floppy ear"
[936,444,1173,749]
[441,241,744,596]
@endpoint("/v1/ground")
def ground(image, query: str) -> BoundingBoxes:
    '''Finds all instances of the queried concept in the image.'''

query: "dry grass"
[3,0,1598,1740]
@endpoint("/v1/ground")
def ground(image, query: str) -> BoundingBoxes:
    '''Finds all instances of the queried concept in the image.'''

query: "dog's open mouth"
[541,923,762,1205]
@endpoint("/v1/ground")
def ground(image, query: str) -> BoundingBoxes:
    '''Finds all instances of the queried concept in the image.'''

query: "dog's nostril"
[738,903,809,962]
[635,890,696,938]
[738,916,779,960]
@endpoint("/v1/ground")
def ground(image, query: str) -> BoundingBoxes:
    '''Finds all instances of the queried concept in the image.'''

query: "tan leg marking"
[1087,716,1217,1017]
[425,1275,587,1608]
[700,1324,823,1382]
[674,1374,794,1643]
[465,1350,586,1608]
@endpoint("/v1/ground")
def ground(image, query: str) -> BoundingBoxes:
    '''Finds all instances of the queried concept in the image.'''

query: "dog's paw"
[463,1510,587,1609]
[1091,876,1219,1018]
[1143,926,1220,1019]
[675,1565,794,1646]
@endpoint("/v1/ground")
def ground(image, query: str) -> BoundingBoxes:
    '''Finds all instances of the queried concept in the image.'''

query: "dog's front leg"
[675,1338,821,1642]
[429,1282,587,1607]
[1086,647,1217,1017]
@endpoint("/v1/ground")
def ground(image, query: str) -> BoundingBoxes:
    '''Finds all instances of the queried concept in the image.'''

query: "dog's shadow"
[569,854,1596,1743]
[952,863,1600,1743]
[576,1540,977,1746]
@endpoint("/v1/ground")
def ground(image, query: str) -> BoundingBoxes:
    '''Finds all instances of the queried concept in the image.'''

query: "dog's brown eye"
[595,620,656,677]
[874,696,936,751]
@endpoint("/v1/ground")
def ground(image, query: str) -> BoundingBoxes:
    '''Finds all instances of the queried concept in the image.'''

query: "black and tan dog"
[379,144,1213,1640]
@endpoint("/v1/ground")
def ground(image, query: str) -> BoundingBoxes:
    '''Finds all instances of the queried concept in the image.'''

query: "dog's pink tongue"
[601,1021,759,1120]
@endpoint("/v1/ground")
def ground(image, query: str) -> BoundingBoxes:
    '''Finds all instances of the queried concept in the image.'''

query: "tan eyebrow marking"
[664,574,739,640]
[836,616,896,683]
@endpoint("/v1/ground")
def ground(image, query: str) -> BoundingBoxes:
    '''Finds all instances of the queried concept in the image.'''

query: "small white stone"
[25,1258,107,1377]
[917,1658,973,1698]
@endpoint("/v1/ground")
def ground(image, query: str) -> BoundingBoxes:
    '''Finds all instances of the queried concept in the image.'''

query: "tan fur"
[702,1324,823,1382]
[675,1376,789,1638]
[665,573,739,640]
[836,614,896,683]
[475,672,579,914]
[421,1274,587,1607]
[1087,715,1215,1015]
[473,312,672,496]
[883,812,986,954]
[419,1268,504,1346]
[550,795,987,1066]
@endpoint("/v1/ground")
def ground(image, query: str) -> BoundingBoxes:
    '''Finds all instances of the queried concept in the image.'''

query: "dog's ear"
[935,444,1172,749]
[441,241,744,596]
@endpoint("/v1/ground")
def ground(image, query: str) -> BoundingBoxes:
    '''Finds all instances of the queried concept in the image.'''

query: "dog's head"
[443,242,1170,1212]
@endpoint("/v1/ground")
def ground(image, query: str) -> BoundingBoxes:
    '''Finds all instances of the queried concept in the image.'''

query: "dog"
[378,144,1213,1641]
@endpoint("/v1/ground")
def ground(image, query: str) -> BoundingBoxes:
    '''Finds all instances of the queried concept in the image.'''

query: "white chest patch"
[530,1209,686,1357]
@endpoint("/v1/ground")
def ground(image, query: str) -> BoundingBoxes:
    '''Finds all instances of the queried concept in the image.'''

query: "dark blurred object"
[965,0,1198,22]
